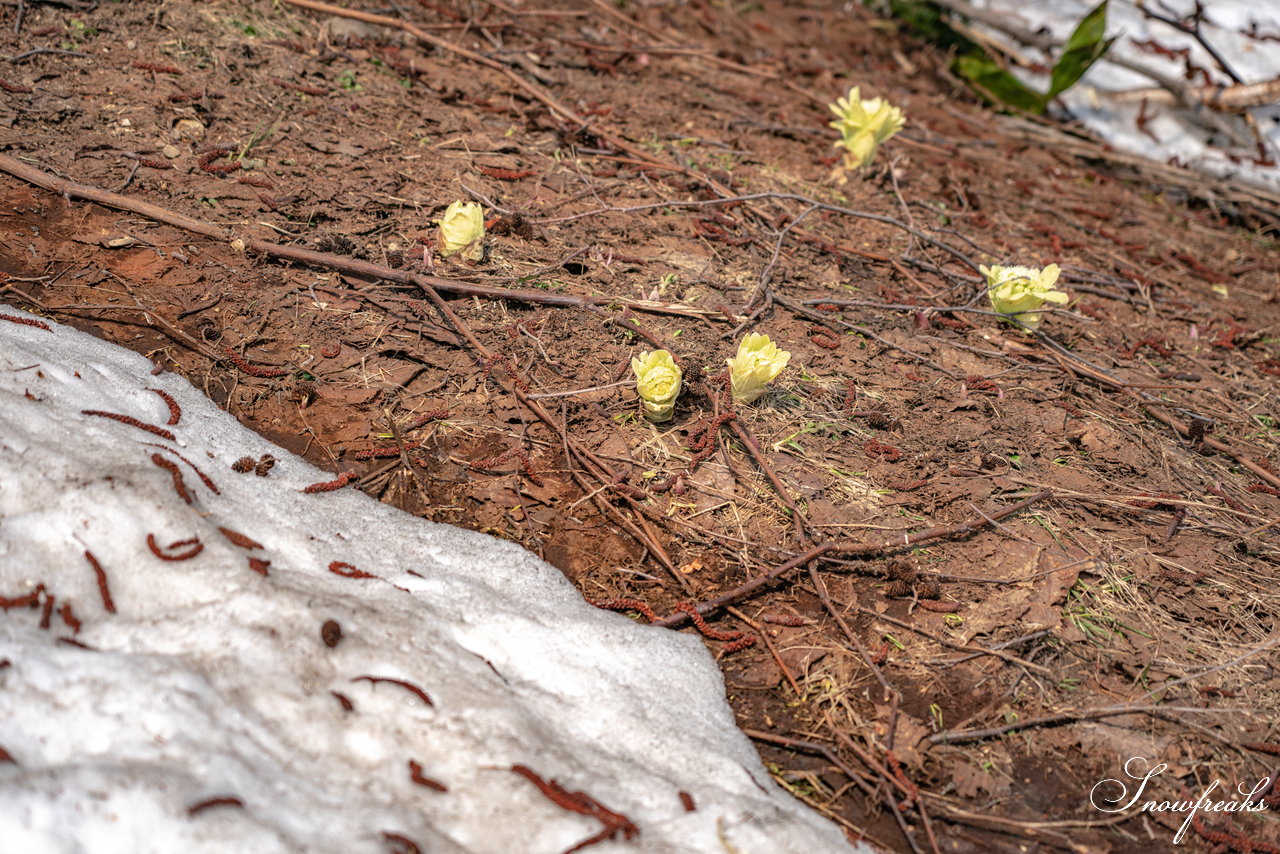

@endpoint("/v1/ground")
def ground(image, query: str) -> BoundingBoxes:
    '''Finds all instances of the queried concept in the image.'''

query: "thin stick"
[728,417,808,541]
[0,154,720,322]
[809,565,896,699]
[654,491,1052,628]
[856,607,1052,676]
[4,48,89,62]
[929,704,1242,746]
[727,607,801,697]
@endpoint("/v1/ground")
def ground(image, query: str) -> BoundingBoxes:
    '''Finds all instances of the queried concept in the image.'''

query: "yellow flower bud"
[828,86,905,171]
[631,349,682,422]
[727,333,791,405]
[982,263,1069,331]
[437,200,485,261]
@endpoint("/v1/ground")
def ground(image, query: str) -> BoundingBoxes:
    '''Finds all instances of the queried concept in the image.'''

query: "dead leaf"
[873,708,931,771]
[1019,551,1087,629]
[952,762,999,799]
[1067,421,1126,460]
[1058,619,1087,643]
[774,627,828,674]
[1020,601,1061,631]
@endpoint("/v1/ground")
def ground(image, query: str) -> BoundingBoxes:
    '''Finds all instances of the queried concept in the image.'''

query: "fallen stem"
[654,490,1052,627]
[0,154,721,322]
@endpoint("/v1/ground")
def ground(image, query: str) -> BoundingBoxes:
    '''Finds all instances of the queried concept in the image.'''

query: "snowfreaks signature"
[1090,757,1272,844]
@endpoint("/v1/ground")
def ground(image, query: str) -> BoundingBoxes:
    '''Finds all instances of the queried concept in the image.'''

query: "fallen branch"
[932,634,1280,745]
[0,154,720,321]
[1026,332,1280,492]
[728,417,809,542]
[1105,77,1280,111]
[930,704,1226,746]
[654,490,1052,628]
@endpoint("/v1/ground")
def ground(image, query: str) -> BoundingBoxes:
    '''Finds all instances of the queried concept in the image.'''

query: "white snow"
[966,0,1280,192]
[0,306,864,854]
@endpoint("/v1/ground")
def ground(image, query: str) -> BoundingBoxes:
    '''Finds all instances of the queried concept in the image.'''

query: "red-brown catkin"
[353,442,421,460]
[380,832,422,854]
[476,165,536,181]
[408,760,448,791]
[328,561,376,579]
[302,472,357,493]
[39,592,55,629]
[186,796,243,815]
[133,61,183,74]
[0,313,51,331]
[217,527,263,550]
[590,598,659,623]
[84,550,116,614]
[142,444,220,495]
[0,587,42,610]
[406,410,449,429]
[146,534,204,562]
[59,602,82,633]
[150,453,192,504]
[223,348,290,378]
[81,410,175,441]
[147,388,182,425]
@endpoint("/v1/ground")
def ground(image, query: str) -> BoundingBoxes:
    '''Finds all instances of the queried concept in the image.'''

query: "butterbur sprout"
[982,263,1069,331]
[631,350,682,422]
[828,86,905,171]
[727,333,791,405]
[437,201,485,261]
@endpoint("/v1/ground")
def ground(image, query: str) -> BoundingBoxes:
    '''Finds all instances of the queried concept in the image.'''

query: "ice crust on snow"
[0,308,863,854]
[966,0,1280,193]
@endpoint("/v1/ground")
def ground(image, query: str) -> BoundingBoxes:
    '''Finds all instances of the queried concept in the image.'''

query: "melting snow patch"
[0,307,863,854]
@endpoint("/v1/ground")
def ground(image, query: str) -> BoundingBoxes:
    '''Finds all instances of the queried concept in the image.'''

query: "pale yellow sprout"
[631,349,682,422]
[727,333,791,405]
[828,86,905,171]
[982,263,1069,331]
[437,201,485,261]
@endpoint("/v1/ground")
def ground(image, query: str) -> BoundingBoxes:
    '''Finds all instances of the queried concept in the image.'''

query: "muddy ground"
[2,0,1279,851]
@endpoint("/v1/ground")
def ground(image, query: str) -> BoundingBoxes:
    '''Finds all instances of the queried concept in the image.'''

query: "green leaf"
[953,54,1049,114]
[941,1,1113,114]
[886,0,974,50]
[1048,1,1114,98]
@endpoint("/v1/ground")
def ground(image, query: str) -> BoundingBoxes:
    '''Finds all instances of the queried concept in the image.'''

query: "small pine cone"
[884,560,915,582]
[885,579,913,598]
[916,581,941,599]
[232,456,256,473]
[867,411,898,431]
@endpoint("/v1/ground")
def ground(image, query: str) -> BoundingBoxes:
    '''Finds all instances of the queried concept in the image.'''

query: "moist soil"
[3,1,1280,852]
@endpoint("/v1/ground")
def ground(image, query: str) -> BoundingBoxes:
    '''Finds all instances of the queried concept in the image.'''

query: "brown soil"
[3,1,1279,852]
